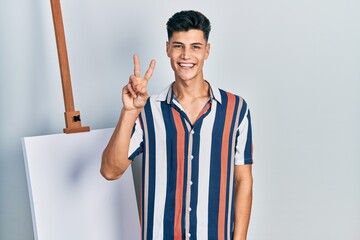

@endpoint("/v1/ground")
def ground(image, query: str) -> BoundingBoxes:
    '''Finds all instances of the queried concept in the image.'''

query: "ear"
[205,43,211,60]
[166,41,170,57]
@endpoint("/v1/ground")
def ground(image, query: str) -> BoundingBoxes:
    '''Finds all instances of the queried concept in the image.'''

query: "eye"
[192,45,201,49]
[173,45,183,49]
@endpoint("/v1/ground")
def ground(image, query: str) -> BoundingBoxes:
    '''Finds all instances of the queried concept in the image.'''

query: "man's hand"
[101,55,156,180]
[122,54,156,111]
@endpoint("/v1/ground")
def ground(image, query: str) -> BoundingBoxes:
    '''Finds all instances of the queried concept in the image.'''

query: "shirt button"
[188,233,191,237]
[190,181,193,185]
[191,130,195,134]
[190,155,194,160]
[188,207,192,212]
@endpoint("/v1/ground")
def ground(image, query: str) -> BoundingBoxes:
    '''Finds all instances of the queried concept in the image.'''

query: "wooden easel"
[50,0,90,133]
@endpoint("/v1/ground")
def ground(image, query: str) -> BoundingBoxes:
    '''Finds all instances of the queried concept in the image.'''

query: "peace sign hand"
[122,54,156,111]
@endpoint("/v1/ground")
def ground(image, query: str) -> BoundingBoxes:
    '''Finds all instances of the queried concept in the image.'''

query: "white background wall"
[1,0,359,239]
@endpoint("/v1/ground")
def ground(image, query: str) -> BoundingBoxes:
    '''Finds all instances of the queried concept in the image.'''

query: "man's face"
[166,29,210,82]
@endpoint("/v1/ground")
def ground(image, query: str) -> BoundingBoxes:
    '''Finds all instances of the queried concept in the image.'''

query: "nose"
[181,47,190,59]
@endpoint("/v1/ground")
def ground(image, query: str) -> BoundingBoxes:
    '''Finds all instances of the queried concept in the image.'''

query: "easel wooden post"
[50,0,90,133]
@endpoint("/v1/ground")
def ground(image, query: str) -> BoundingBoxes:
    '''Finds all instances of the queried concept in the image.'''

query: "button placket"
[185,127,195,240]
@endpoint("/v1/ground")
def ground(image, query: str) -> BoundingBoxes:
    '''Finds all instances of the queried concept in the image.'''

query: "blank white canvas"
[22,128,140,240]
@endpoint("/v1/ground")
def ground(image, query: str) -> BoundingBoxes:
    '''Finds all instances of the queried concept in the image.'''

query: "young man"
[101,10,253,240]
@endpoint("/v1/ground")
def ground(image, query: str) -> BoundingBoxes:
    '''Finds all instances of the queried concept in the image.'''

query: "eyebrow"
[171,41,204,46]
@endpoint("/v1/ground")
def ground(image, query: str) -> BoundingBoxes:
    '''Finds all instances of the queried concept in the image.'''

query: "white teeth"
[179,63,194,67]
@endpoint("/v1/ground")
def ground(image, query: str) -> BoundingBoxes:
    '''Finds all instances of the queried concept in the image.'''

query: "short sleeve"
[234,106,253,165]
[128,117,144,160]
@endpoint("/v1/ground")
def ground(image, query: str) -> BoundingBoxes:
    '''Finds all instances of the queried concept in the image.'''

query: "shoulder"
[213,86,249,108]
[213,86,251,125]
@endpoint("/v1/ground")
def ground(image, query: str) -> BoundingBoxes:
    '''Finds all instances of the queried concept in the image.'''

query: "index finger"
[133,54,140,77]
[144,59,156,81]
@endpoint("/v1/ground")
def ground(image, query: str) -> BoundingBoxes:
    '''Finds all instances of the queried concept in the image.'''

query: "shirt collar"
[155,81,222,105]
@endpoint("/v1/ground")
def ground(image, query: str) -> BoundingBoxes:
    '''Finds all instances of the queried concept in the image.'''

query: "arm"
[233,164,253,240]
[100,108,140,180]
[100,54,156,180]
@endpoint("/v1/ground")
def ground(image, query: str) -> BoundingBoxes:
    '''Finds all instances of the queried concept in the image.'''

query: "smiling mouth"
[179,63,195,68]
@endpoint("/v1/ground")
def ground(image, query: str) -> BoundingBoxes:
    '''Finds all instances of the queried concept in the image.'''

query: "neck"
[172,79,210,101]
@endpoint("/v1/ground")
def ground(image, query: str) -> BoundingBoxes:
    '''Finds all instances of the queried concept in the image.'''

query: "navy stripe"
[161,102,177,239]
[238,99,247,126]
[143,102,156,240]
[208,90,228,238]
[189,117,204,237]
[244,110,253,164]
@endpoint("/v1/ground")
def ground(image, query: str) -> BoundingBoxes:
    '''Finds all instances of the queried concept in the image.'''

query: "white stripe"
[128,118,143,157]
[150,99,167,240]
[140,110,149,239]
[196,102,217,239]
[234,107,249,165]
[173,100,184,111]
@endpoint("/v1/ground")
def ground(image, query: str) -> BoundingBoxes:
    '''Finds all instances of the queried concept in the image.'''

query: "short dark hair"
[166,10,211,42]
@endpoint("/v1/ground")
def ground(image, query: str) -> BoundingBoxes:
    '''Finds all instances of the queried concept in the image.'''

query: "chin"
[176,74,196,82]
[175,71,198,81]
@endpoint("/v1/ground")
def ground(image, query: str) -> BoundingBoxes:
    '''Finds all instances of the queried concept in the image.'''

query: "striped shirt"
[128,82,253,240]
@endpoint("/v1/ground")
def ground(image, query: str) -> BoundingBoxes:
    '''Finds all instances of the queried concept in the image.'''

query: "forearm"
[233,174,253,240]
[100,108,140,180]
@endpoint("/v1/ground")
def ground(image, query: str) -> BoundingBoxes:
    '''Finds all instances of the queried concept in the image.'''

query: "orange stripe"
[172,109,185,238]
[218,93,236,240]
[195,102,211,122]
